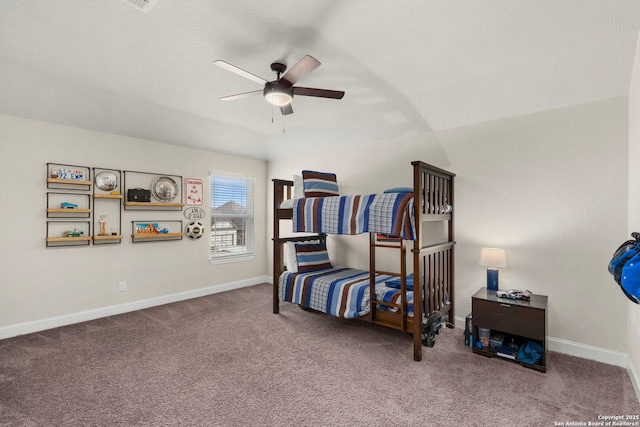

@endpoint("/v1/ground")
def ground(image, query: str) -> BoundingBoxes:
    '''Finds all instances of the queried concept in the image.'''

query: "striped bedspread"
[292,193,416,240]
[279,267,414,319]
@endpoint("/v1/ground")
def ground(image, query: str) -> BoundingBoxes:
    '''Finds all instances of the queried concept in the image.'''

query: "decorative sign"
[185,178,203,206]
[183,207,206,220]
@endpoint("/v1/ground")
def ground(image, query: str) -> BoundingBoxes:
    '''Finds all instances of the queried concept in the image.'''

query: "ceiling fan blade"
[293,86,345,99]
[280,104,294,115]
[280,55,321,86]
[213,60,267,85]
[220,90,263,101]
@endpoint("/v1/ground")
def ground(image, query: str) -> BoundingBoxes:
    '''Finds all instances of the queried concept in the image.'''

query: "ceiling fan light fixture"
[216,56,344,115]
[264,83,293,106]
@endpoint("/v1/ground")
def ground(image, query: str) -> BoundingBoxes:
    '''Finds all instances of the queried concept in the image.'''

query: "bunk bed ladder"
[369,233,408,332]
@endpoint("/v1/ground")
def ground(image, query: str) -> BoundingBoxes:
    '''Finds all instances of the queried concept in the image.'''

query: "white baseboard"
[0,276,270,340]
[547,336,628,367]
[627,356,640,403]
[453,315,628,368]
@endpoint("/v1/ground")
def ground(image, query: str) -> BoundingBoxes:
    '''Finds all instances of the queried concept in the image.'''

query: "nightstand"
[471,287,548,372]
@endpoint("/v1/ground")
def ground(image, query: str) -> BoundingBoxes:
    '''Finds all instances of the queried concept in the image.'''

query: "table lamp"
[479,248,507,291]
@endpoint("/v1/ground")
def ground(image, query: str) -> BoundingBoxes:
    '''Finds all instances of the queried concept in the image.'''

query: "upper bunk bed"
[272,161,455,361]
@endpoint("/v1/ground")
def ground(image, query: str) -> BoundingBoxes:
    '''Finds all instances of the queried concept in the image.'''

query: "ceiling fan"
[213,55,345,115]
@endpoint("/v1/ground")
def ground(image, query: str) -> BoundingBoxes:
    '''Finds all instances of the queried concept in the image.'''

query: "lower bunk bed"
[280,264,410,319]
[272,161,455,361]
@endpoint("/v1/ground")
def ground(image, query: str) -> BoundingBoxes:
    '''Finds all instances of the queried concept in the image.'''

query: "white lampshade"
[263,83,293,106]
[264,90,292,106]
[479,248,507,268]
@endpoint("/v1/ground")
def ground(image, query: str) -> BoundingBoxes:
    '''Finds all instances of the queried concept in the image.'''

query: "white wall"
[628,31,640,392]
[268,97,629,356]
[0,114,268,334]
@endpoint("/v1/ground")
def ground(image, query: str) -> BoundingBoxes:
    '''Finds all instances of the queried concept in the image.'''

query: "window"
[210,174,255,263]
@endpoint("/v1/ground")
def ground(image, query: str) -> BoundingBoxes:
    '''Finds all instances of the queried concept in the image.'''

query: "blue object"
[609,233,640,304]
[384,187,413,193]
[497,344,515,356]
[385,273,414,290]
[475,341,483,349]
[486,269,499,291]
[517,341,543,364]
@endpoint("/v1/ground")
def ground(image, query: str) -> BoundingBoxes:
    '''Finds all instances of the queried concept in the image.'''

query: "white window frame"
[209,174,255,264]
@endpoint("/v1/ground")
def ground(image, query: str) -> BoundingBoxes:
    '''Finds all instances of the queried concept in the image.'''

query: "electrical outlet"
[118,281,126,292]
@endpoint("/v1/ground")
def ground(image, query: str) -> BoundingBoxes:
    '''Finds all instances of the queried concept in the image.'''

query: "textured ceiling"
[1,0,639,160]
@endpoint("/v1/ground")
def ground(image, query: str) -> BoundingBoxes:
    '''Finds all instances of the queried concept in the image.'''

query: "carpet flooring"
[1,283,638,426]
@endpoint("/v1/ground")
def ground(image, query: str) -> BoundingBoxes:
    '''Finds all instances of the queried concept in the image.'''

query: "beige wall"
[268,97,629,353]
[0,92,631,359]
[628,31,640,389]
[0,114,267,332]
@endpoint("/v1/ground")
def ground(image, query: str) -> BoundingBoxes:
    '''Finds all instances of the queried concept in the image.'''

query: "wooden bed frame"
[272,161,455,361]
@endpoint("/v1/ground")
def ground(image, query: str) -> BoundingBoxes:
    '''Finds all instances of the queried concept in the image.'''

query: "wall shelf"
[132,232,184,239]
[123,201,184,209]
[47,178,92,187]
[45,164,188,247]
[46,163,92,191]
[94,194,123,200]
[46,192,92,219]
[45,164,93,247]
[46,220,91,247]
[123,170,183,210]
[47,236,92,243]
[131,220,183,243]
[93,234,123,241]
[92,167,123,245]
[46,208,92,214]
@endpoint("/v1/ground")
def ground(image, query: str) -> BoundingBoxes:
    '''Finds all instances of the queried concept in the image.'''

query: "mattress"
[279,266,414,319]
[292,193,416,240]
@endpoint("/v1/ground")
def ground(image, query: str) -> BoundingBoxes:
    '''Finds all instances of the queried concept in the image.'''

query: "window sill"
[209,253,255,265]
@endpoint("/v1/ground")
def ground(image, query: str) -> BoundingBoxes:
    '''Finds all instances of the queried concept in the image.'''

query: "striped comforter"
[292,193,416,240]
[279,267,414,319]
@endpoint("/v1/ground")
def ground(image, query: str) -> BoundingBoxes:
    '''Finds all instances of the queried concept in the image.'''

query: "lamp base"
[486,269,499,291]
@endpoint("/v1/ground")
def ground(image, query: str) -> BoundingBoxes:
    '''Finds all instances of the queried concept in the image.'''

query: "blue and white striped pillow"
[302,170,339,198]
[295,242,332,272]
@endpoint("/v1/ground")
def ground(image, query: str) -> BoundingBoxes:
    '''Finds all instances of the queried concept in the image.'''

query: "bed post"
[272,179,293,314]
[448,174,455,324]
[272,180,281,314]
[412,161,424,362]
[369,232,376,322]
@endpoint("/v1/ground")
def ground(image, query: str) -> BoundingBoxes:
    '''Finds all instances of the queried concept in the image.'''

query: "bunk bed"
[272,161,455,361]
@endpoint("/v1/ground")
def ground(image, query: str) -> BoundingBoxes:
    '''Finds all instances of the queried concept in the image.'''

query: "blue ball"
[475,341,483,349]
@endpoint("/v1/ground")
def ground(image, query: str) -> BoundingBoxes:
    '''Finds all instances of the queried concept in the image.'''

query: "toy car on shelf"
[496,289,532,300]
[60,202,78,209]
[63,229,84,238]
